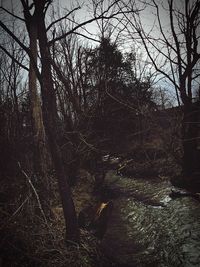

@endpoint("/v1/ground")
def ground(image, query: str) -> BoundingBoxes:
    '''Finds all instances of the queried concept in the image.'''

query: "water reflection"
[101,171,200,267]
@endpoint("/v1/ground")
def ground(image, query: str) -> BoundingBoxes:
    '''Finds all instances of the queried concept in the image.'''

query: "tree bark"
[182,101,200,176]
[29,20,47,171]
[35,6,79,243]
[26,13,51,217]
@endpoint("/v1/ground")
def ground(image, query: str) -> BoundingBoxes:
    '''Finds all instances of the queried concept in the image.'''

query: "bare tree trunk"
[121,0,200,181]
[36,8,80,243]
[29,21,45,170]
[182,102,200,176]
[28,16,51,217]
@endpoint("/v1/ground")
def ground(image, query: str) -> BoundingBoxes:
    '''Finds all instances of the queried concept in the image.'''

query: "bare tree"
[0,15,27,175]
[122,0,200,178]
[18,0,52,216]
[0,0,131,242]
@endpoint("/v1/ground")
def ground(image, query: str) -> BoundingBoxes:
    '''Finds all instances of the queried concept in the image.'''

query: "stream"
[100,170,200,267]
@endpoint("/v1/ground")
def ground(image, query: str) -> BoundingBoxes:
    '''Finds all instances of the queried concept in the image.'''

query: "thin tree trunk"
[182,102,200,176]
[36,9,80,243]
[28,18,51,216]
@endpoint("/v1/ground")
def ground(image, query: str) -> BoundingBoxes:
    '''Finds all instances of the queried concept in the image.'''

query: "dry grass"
[0,169,105,267]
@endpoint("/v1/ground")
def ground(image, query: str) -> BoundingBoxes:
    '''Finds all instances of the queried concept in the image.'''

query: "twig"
[0,195,30,232]
[0,6,25,22]
[18,162,48,225]
[79,133,98,152]
[10,195,30,219]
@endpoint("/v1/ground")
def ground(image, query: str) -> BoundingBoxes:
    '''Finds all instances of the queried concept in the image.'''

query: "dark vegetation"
[0,0,200,266]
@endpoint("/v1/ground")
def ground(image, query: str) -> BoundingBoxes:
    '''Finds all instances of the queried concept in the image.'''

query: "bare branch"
[152,0,177,55]
[0,6,25,22]
[71,31,100,43]
[48,7,132,46]
[169,0,182,80]
[0,20,29,53]
[18,162,48,225]
[0,44,29,71]
[0,20,42,83]
[46,6,81,32]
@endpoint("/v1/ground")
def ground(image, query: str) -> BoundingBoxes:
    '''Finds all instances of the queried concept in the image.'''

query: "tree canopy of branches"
[122,0,200,177]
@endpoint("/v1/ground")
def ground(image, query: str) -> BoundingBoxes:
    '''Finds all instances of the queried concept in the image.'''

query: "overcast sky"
[0,0,197,103]
[0,0,170,42]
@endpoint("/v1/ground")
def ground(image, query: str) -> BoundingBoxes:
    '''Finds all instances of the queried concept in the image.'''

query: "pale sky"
[0,0,170,44]
[0,0,198,103]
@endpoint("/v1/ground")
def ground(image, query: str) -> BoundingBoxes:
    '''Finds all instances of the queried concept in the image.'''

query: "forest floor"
[0,167,113,267]
[1,140,199,267]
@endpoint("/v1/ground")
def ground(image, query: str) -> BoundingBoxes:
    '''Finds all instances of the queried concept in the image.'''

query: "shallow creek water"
[101,170,200,267]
